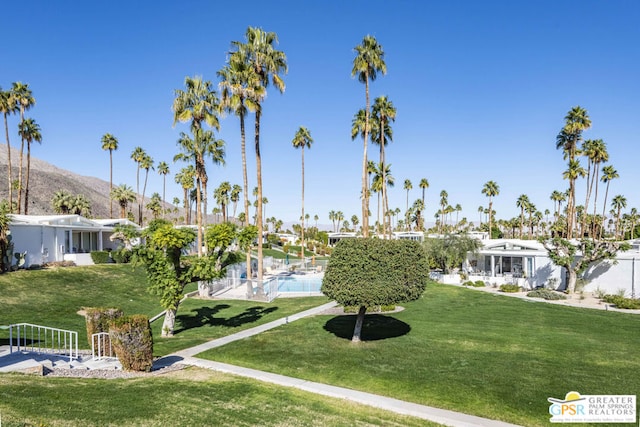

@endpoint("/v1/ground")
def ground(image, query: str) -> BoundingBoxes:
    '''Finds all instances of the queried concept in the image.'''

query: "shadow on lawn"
[173,305,278,334]
[323,314,411,341]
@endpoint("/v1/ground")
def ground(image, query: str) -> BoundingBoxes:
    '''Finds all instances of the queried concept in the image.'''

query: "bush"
[526,289,567,300]
[500,284,521,293]
[90,251,111,264]
[602,294,640,309]
[343,305,396,313]
[84,307,123,346]
[462,280,485,287]
[109,315,153,372]
[42,260,76,268]
[111,248,132,264]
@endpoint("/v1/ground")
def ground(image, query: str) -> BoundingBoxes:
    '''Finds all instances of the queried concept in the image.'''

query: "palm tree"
[232,26,287,289]
[526,202,537,239]
[292,126,313,256]
[51,190,73,214]
[230,184,242,219]
[419,178,429,207]
[139,154,154,226]
[101,133,119,218]
[172,75,222,255]
[562,160,586,235]
[146,193,162,220]
[174,166,195,224]
[218,50,263,284]
[611,195,627,240]
[454,204,462,230]
[371,96,396,236]
[214,181,231,222]
[130,146,146,224]
[71,194,91,217]
[481,181,500,238]
[556,106,591,237]
[550,190,563,219]
[329,210,337,233]
[18,118,42,215]
[439,190,448,233]
[587,139,608,237]
[516,194,530,239]
[0,88,18,211]
[352,35,386,242]
[600,165,619,239]
[403,179,412,230]
[110,184,136,219]
[157,161,170,218]
[12,82,35,214]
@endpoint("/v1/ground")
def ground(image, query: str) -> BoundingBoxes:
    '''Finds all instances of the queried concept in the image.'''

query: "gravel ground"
[45,363,186,379]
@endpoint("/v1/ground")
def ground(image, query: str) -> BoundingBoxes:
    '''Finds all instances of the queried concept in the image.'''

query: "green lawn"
[0,369,439,427]
[198,283,640,427]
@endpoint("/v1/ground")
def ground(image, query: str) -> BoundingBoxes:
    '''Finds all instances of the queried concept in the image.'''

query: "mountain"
[0,143,170,220]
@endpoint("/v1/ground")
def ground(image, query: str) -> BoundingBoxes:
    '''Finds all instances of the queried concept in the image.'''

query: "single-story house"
[8,215,139,267]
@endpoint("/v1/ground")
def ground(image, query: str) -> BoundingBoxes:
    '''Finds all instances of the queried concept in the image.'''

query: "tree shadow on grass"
[173,305,278,334]
[323,314,411,341]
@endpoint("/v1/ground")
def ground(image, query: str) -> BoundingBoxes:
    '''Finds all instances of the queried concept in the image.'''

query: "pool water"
[268,275,323,293]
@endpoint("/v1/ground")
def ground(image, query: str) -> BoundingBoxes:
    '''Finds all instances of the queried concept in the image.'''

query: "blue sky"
[2,0,639,226]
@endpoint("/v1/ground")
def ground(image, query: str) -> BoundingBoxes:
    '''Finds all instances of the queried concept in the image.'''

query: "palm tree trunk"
[202,172,208,228]
[361,75,370,237]
[591,169,600,238]
[238,111,252,295]
[142,170,150,226]
[183,188,189,224]
[301,147,305,260]
[601,183,611,239]
[196,177,203,256]
[17,110,24,214]
[136,166,141,225]
[162,175,166,219]
[24,143,31,215]
[109,150,114,218]
[4,113,12,212]
[255,108,265,296]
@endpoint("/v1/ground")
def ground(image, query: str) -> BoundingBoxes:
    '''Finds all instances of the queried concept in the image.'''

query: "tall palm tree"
[101,133,119,218]
[526,202,537,239]
[172,75,222,255]
[110,184,136,219]
[18,118,42,215]
[516,194,530,239]
[215,181,232,222]
[403,179,412,230]
[439,190,448,233]
[230,184,242,219]
[611,195,627,240]
[352,35,386,242]
[292,126,313,254]
[139,154,154,226]
[157,161,169,218]
[219,50,263,284]
[600,165,619,238]
[556,106,591,237]
[12,82,35,214]
[130,146,146,224]
[481,181,500,238]
[371,96,395,236]
[587,139,608,237]
[0,88,18,211]
[454,204,462,230]
[419,178,429,207]
[581,139,608,237]
[562,160,586,236]
[232,27,287,290]
[175,166,195,224]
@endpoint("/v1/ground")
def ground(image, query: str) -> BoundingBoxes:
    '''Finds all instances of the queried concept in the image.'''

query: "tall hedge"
[322,238,429,307]
[84,307,123,346]
[109,315,153,372]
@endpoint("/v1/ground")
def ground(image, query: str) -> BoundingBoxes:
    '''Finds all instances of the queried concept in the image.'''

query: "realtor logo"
[548,391,636,423]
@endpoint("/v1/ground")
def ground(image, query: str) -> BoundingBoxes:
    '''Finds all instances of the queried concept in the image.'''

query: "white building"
[8,215,139,267]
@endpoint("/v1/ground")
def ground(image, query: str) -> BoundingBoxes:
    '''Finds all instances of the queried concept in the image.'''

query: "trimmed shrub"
[343,304,396,313]
[109,315,153,372]
[500,284,521,293]
[602,294,640,309]
[111,248,132,264]
[90,251,111,264]
[462,280,485,287]
[526,289,567,300]
[84,307,123,346]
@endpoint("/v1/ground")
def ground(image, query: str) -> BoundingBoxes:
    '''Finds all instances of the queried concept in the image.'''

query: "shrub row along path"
[154,300,522,427]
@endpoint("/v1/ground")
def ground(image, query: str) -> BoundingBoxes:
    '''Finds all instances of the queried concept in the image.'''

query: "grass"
[198,283,640,427]
[0,263,327,357]
[0,369,440,427]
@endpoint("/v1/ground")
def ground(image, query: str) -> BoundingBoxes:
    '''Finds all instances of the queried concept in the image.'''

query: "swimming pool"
[265,274,323,294]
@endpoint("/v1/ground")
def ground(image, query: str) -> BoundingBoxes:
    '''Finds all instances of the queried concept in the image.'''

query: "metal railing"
[91,332,114,360]
[9,323,78,362]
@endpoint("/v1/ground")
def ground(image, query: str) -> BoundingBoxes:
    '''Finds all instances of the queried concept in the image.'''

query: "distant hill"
[0,143,175,221]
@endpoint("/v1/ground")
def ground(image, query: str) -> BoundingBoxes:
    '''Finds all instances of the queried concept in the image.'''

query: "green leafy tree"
[322,238,428,342]
[101,133,119,218]
[542,237,629,294]
[423,234,481,273]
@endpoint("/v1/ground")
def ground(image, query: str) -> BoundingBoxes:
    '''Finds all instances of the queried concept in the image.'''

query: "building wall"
[583,255,639,297]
